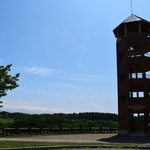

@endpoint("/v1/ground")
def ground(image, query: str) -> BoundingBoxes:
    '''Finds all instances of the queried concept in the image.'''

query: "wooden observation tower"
[113,14,150,135]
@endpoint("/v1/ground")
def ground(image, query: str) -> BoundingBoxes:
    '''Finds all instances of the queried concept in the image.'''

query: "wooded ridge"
[0,112,118,129]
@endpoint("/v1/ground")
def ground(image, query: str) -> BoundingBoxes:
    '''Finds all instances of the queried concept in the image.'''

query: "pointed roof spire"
[123,14,149,23]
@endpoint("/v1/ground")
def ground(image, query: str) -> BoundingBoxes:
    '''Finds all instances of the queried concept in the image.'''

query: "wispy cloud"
[16,65,115,82]
[17,66,57,76]
[4,102,71,114]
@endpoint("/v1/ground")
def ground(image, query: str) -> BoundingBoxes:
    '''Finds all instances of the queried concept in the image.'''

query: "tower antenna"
[130,0,133,14]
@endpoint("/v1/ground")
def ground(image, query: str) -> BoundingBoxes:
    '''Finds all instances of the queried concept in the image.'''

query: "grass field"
[0,141,149,149]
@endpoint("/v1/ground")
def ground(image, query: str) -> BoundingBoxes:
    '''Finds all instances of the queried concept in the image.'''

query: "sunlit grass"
[0,141,149,148]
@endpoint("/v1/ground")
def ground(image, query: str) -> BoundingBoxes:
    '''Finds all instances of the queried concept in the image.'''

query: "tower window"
[128,46,134,51]
[146,71,150,79]
[129,92,132,98]
[126,22,139,34]
[133,113,138,117]
[133,92,137,98]
[137,73,143,79]
[129,91,144,98]
[131,73,136,79]
[144,52,150,57]
[129,73,143,79]
[139,92,144,98]
[141,23,149,33]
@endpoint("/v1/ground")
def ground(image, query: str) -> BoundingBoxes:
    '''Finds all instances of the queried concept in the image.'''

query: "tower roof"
[123,14,149,23]
[113,14,150,38]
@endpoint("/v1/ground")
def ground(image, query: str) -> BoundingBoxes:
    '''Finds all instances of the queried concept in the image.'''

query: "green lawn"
[0,141,149,149]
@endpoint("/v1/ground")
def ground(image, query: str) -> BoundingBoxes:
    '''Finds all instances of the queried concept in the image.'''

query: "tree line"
[0,111,118,129]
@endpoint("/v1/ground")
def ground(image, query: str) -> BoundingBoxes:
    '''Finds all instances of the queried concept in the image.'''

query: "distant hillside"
[4,112,118,121]
[0,111,118,128]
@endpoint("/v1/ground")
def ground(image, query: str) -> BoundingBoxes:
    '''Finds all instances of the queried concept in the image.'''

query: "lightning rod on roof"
[130,0,133,14]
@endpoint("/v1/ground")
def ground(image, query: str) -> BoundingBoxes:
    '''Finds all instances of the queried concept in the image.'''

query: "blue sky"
[0,0,149,114]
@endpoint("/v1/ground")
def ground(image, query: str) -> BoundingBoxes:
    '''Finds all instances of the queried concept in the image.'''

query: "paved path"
[1,133,150,144]
[0,138,100,143]
[0,134,125,144]
[0,134,114,143]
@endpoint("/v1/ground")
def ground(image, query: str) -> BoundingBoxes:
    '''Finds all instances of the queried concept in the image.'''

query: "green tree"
[0,64,20,107]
